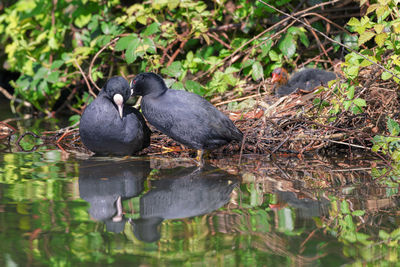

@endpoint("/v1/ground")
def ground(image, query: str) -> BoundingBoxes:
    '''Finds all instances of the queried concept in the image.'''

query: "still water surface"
[0,117,399,266]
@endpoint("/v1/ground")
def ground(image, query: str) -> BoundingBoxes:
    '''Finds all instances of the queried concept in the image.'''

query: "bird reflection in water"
[275,191,330,218]
[78,159,151,233]
[130,164,239,243]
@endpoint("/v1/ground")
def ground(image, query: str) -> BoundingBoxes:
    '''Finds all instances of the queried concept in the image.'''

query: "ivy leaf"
[251,61,263,81]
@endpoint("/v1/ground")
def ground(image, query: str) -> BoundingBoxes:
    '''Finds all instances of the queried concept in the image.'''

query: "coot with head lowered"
[131,72,243,164]
[79,76,150,156]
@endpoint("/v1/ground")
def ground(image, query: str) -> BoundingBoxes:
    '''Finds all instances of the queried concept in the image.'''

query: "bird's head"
[271,67,289,85]
[103,76,131,119]
[130,72,168,97]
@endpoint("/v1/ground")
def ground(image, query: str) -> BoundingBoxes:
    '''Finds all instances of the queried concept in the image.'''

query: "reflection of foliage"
[2,155,400,265]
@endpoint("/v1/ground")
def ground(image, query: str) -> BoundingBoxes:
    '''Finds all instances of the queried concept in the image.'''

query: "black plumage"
[272,68,337,96]
[79,76,150,156]
[130,164,238,242]
[131,72,243,152]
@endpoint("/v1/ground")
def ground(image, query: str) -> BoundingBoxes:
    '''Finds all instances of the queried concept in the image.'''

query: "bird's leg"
[112,196,123,222]
[196,149,205,168]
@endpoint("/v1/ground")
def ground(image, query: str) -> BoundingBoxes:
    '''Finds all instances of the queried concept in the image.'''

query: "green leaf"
[260,39,272,58]
[142,37,156,54]
[344,65,359,80]
[252,61,263,81]
[346,85,355,100]
[382,71,392,80]
[358,31,375,46]
[34,67,49,80]
[343,100,352,111]
[51,60,64,70]
[125,45,138,64]
[185,80,205,96]
[161,61,182,78]
[171,81,184,90]
[141,22,160,36]
[279,34,296,58]
[387,117,400,136]
[75,13,92,28]
[47,72,59,83]
[351,210,365,216]
[353,98,367,107]
[69,114,81,125]
[115,35,138,51]
[347,17,360,26]
[390,228,400,240]
[375,33,387,47]
[379,229,390,240]
[341,200,350,214]
[269,50,279,61]
[124,37,141,64]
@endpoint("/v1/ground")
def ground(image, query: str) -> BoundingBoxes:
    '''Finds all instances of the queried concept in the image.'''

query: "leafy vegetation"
[0,0,353,115]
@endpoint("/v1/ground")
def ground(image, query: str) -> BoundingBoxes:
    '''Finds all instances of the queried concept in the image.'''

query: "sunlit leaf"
[279,34,296,58]
[251,61,263,81]
[358,31,375,46]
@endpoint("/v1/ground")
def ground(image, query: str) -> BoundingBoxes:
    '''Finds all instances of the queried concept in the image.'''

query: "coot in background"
[79,76,150,156]
[272,68,337,96]
[131,72,243,164]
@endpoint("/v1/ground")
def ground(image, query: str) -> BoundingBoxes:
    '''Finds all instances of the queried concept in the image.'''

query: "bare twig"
[88,37,120,91]
[74,59,96,98]
[194,0,342,81]
[0,86,31,107]
[167,30,190,67]
[257,0,400,81]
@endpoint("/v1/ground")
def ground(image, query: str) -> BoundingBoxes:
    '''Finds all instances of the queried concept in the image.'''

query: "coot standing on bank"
[130,72,243,165]
[272,67,337,96]
[80,76,150,156]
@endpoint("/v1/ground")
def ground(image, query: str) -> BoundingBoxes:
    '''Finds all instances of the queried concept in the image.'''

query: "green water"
[0,118,400,266]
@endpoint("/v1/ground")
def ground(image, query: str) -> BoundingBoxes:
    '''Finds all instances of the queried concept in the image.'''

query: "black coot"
[272,68,337,96]
[130,164,238,242]
[130,72,243,161]
[79,76,150,156]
